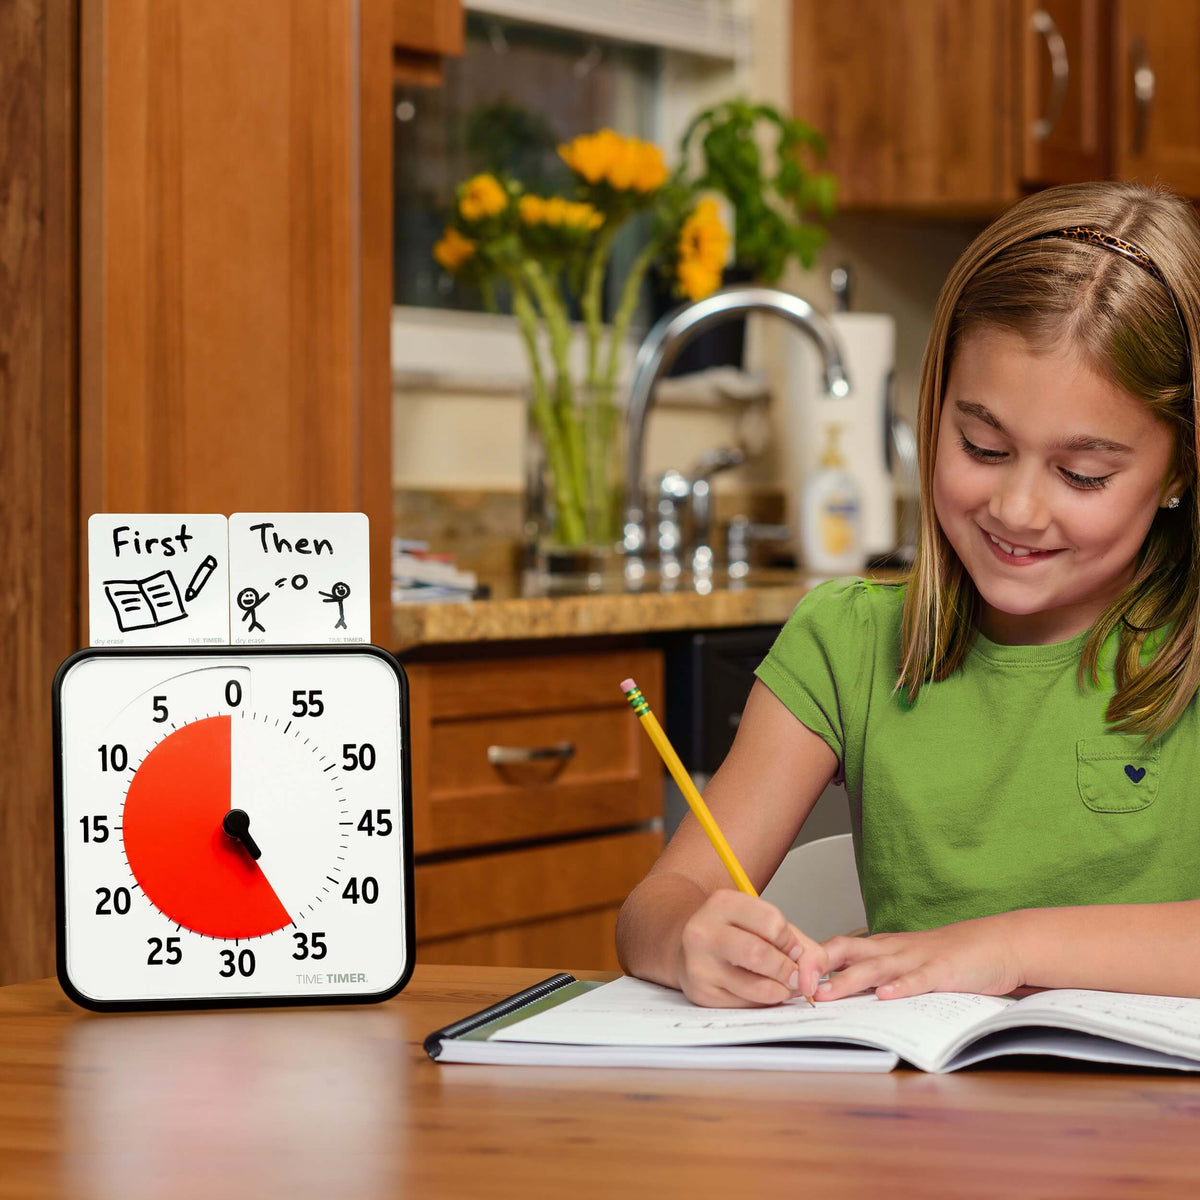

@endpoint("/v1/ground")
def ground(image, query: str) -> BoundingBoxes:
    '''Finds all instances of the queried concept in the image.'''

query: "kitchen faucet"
[622,286,851,577]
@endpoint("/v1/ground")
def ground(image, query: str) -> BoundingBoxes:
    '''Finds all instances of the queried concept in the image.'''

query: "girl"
[616,181,1200,1008]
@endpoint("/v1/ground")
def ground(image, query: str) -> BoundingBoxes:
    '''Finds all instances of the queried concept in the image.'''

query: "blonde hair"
[897,182,1200,738]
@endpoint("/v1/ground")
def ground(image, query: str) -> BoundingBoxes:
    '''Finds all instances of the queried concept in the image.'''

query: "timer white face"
[53,646,413,1010]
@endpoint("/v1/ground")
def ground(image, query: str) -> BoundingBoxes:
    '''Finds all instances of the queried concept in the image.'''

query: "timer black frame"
[52,643,415,1012]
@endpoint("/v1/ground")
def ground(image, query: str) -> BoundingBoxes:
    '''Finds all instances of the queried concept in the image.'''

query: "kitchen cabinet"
[1114,1,1200,195]
[791,1,1121,213]
[393,0,463,83]
[406,647,665,969]
[1020,0,1111,187]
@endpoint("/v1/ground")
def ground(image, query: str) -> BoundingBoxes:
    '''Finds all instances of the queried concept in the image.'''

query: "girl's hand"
[814,913,1024,1002]
[677,890,828,1008]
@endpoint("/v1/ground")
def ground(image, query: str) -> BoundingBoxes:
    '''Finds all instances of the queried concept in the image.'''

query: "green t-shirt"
[755,577,1200,933]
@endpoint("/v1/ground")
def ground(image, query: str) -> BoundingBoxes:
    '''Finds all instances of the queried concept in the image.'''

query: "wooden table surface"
[4,964,1200,1199]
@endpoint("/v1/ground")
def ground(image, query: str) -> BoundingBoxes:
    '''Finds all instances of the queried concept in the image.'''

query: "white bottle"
[800,423,865,576]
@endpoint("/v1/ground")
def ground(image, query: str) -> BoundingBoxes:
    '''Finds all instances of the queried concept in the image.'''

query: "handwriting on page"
[491,976,1012,1070]
[1014,990,1200,1055]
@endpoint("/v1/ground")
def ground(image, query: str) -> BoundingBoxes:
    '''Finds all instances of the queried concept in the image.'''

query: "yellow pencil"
[620,678,816,1006]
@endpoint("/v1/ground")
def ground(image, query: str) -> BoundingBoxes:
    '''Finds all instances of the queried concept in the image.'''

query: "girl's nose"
[988,466,1051,533]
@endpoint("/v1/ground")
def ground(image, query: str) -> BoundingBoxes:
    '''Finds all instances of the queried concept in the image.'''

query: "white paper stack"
[391,538,478,604]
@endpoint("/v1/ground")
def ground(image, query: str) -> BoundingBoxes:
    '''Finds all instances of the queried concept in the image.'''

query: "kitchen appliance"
[661,627,851,846]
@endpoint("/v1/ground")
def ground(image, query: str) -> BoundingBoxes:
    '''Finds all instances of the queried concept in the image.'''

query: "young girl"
[616,180,1200,1009]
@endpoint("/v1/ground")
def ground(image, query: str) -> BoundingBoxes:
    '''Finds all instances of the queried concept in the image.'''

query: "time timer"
[53,645,414,1011]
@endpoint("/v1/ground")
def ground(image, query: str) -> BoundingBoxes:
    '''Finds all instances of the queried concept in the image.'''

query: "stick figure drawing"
[236,586,270,634]
[319,581,351,630]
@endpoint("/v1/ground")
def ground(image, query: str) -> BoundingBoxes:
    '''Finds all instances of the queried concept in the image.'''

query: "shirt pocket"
[1076,735,1160,813]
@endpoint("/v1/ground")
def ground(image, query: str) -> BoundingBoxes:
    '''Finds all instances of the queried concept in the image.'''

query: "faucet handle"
[690,446,746,481]
[655,469,691,577]
[726,515,791,578]
[689,447,747,573]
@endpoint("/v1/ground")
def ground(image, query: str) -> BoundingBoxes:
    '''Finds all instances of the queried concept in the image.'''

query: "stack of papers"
[392,538,478,604]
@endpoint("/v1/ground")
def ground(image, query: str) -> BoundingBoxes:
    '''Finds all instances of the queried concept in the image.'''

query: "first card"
[88,514,230,646]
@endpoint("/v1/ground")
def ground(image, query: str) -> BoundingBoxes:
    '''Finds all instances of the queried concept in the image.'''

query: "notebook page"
[964,989,1200,1063]
[490,976,1013,1072]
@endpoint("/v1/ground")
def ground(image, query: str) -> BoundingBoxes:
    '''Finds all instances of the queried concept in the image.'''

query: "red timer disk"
[123,715,328,939]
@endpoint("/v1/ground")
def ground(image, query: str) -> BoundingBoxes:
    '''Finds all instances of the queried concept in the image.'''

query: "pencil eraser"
[619,678,636,694]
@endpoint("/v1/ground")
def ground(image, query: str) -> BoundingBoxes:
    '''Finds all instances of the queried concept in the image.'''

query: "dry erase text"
[112,523,195,557]
[250,522,334,556]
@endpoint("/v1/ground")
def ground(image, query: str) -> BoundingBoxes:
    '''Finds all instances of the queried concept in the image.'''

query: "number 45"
[357,809,392,836]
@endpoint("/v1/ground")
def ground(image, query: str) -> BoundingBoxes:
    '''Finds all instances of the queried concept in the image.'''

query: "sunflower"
[676,198,730,300]
[558,130,667,195]
[432,227,476,271]
[458,173,508,221]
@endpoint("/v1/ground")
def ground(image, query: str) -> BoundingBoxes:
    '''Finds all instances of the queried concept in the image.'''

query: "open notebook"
[425,974,1200,1073]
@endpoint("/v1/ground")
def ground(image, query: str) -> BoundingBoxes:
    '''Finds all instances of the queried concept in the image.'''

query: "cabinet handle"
[1130,35,1155,156]
[1030,10,1069,142]
[487,742,575,766]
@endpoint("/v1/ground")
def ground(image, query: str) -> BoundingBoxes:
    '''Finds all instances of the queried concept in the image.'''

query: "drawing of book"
[103,571,187,632]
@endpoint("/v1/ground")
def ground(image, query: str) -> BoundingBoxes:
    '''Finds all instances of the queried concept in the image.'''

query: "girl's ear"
[1161,470,1190,507]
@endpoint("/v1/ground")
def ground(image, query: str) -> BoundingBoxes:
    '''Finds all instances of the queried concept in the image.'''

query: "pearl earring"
[1167,496,1181,509]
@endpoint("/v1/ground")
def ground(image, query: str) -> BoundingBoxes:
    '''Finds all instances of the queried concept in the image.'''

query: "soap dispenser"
[800,423,865,576]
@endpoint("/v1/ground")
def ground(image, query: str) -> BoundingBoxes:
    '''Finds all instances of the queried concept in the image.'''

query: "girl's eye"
[956,434,1111,491]
[1060,468,1111,491]
[957,434,1004,461]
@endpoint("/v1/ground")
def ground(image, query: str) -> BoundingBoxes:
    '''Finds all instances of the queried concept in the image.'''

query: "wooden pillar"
[0,0,81,985]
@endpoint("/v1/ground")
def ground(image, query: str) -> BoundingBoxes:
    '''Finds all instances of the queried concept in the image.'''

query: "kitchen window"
[395,16,659,320]
[392,1,751,387]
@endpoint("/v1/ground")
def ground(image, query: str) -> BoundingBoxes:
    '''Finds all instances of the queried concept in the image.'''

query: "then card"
[88,514,230,647]
[227,513,370,645]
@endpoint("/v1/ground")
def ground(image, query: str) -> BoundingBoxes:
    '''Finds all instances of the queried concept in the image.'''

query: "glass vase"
[523,377,625,593]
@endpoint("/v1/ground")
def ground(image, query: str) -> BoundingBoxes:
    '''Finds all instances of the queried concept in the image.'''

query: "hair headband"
[1029,225,1189,353]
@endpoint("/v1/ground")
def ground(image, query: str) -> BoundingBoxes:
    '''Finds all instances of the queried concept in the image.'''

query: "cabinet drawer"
[407,649,663,854]
[414,828,661,944]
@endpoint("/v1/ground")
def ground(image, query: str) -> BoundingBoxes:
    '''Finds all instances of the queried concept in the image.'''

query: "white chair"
[759,833,867,942]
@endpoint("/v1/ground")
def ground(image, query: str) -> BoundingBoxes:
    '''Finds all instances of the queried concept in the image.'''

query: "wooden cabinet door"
[792,0,1017,214]
[1114,0,1200,195]
[79,0,394,636]
[1019,0,1111,185]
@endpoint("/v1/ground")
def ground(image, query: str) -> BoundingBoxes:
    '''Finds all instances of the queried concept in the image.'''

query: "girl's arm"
[816,900,1200,1001]
[615,681,840,1006]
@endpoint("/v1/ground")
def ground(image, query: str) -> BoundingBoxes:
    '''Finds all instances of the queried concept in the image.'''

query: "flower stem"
[510,277,586,546]
[582,226,616,390]
[522,261,589,546]
[589,242,658,540]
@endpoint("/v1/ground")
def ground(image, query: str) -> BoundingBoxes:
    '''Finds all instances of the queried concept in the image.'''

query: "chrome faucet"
[622,286,851,576]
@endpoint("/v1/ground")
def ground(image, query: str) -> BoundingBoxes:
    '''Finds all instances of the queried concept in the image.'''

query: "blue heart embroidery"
[1125,764,1146,784]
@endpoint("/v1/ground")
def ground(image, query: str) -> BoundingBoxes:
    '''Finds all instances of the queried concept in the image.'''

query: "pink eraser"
[619,678,636,694]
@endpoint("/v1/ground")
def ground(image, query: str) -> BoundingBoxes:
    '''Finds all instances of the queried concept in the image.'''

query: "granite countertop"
[392,568,901,649]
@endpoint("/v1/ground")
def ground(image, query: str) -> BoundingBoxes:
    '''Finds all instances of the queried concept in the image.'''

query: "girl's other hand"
[677,890,828,1008]
[814,913,1023,1002]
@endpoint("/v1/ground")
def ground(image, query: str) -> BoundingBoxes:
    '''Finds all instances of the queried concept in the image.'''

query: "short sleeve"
[754,577,876,779]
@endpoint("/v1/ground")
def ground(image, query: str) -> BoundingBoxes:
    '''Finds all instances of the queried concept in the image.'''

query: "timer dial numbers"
[56,650,411,1010]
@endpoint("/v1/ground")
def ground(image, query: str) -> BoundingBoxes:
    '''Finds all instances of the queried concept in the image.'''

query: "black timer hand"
[222,808,262,861]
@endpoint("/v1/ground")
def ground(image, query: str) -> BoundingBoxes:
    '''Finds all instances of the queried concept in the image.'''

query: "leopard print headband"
[1029,225,1188,349]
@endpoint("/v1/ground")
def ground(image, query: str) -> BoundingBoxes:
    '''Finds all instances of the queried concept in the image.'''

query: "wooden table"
[4,965,1200,1199]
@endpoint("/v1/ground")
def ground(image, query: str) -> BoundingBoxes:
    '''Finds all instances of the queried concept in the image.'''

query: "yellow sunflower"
[676,198,730,300]
[432,227,476,271]
[458,174,508,221]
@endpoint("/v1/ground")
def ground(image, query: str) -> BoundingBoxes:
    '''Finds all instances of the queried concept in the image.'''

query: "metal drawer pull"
[1130,35,1154,156]
[487,742,575,766]
[1030,9,1069,143]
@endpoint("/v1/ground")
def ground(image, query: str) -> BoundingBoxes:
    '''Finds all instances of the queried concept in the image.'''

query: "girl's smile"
[933,327,1183,645]
[978,524,1064,565]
